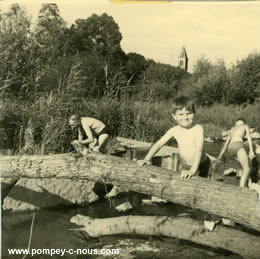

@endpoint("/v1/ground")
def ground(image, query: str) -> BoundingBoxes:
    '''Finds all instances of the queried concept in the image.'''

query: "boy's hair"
[69,114,81,122]
[235,117,246,123]
[172,96,196,114]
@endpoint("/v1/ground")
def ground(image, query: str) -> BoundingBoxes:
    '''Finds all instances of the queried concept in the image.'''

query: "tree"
[228,52,260,104]
[192,57,213,79]
[125,52,147,85]
[145,62,189,86]
[80,53,106,97]
[140,62,189,100]
[192,60,230,105]
[81,13,122,60]
[66,13,124,62]
[34,4,66,64]
[0,4,36,94]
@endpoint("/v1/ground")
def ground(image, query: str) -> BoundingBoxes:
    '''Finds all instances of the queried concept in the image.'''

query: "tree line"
[0,3,259,153]
[1,3,259,104]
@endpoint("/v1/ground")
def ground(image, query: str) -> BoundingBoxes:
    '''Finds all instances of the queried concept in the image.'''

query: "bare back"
[230,124,248,143]
[81,117,105,135]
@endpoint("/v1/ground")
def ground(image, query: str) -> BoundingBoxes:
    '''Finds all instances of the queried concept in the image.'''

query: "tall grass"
[1,94,259,154]
[1,59,259,155]
[197,103,260,137]
[0,62,86,153]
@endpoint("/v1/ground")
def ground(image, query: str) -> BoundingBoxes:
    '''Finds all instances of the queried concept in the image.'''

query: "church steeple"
[178,46,188,71]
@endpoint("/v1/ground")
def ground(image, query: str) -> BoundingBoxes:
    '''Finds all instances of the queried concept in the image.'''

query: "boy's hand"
[93,146,100,152]
[249,151,255,159]
[72,140,81,145]
[181,170,195,180]
[136,160,151,166]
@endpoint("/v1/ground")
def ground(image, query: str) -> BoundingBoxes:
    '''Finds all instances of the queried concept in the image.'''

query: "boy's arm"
[78,129,83,141]
[80,125,94,144]
[138,129,174,165]
[218,134,231,160]
[183,126,204,179]
[245,125,255,158]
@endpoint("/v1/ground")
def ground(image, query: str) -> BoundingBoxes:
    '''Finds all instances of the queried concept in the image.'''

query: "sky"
[1,0,260,72]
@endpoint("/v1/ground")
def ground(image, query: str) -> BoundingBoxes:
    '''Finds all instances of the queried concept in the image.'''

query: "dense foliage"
[0,4,259,153]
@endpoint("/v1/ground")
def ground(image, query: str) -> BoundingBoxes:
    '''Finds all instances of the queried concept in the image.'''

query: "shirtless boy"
[137,96,211,180]
[69,115,111,152]
[218,118,255,187]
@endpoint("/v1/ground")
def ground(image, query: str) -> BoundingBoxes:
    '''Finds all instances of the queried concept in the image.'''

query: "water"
[2,194,242,259]
[1,143,246,258]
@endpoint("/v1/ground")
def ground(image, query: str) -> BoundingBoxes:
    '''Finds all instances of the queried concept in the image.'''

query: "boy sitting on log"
[217,118,255,188]
[68,115,111,152]
[137,96,211,180]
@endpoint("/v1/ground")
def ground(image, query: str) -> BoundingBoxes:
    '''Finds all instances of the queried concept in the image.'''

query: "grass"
[1,93,259,154]
[197,103,260,137]
[1,61,259,153]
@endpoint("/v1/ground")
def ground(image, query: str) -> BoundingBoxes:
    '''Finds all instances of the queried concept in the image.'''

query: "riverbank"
[1,96,259,153]
[85,98,260,143]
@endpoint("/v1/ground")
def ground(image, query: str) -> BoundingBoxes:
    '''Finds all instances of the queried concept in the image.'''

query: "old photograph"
[1,0,260,258]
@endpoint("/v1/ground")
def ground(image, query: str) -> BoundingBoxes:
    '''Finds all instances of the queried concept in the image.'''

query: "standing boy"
[217,118,255,187]
[69,115,111,152]
[137,96,211,179]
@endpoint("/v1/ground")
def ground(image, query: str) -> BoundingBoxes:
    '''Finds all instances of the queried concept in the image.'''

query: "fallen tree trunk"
[1,151,260,231]
[70,215,260,259]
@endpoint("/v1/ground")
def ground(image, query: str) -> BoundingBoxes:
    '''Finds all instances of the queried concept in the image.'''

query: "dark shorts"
[180,155,211,178]
[98,126,111,137]
[198,156,211,178]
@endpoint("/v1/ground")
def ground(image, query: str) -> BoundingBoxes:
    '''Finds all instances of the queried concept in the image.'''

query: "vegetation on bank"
[0,4,259,153]
[1,93,259,153]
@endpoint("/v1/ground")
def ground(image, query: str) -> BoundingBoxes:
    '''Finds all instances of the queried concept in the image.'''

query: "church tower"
[178,46,188,71]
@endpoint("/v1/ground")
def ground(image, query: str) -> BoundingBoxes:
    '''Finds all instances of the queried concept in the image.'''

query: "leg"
[236,148,250,188]
[89,137,98,150]
[93,134,109,152]
[104,185,120,199]
[104,185,129,199]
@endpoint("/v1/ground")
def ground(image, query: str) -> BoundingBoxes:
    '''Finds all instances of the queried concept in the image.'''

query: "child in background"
[217,118,255,188]
[69,115,111,152]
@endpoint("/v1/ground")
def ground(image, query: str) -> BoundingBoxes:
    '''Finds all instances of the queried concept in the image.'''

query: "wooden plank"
[116,137,179,157]
[116,137,217,161]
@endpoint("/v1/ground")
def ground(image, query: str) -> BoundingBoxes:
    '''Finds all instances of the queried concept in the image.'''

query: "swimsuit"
[198,156,211,178]
[98,126,112,136]
[77,124,111,140]
[180,155,211,178]
[227,141,243,157]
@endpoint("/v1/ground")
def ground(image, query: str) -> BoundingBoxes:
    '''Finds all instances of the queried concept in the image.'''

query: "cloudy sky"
[1,0,260,72]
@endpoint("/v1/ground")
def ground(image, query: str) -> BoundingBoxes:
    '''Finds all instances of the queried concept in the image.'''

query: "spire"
[179,46,188,59]
[178,46,188,71]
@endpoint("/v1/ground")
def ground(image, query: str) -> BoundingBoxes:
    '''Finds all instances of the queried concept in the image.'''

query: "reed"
[1,93,259,154]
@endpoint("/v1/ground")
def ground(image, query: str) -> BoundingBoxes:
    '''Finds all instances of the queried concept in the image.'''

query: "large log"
[1,151,260,231]
[70,215,260,259]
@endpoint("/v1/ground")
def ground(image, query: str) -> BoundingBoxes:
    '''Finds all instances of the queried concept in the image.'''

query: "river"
[1,143,247,258]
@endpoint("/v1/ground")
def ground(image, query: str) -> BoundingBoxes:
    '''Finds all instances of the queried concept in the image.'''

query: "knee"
[242,167,250,176]
[240,162,250,172]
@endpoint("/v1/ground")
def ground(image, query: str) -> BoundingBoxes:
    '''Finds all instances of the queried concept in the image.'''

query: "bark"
[70,215,260,259]
[1,148,260,231]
